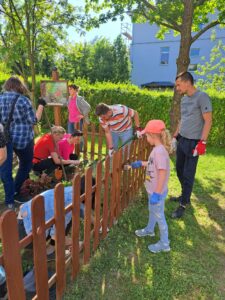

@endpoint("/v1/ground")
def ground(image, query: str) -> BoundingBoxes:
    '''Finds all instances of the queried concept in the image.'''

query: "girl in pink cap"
[129,119,172,253]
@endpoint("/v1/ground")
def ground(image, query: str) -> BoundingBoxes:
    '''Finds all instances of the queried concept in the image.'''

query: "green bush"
[0,76,224,146]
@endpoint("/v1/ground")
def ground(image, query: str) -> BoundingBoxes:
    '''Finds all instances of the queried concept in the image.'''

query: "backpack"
[76,95,91,124]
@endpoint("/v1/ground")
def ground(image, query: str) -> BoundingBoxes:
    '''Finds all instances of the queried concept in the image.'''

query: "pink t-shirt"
[58,134,75,160]
[144,144,170,195]
[68,96,81,122]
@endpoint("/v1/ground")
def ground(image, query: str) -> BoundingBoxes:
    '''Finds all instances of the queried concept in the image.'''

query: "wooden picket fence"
[0,137,150,300]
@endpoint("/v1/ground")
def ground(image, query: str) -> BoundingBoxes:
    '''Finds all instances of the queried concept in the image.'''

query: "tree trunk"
[170,0,194,133]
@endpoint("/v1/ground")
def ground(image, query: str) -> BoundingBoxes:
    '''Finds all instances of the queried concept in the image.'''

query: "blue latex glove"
[131,160,142,169]
[149,192,162,205]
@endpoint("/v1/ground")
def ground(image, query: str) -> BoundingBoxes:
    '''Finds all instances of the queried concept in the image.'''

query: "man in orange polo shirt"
[95,103,141,156]
[33,126,80,175]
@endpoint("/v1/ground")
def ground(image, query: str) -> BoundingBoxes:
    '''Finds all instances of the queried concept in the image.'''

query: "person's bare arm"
[0,146,7,166]
[51,152,79,165]
[201,112,212,141]
[154,169,167,194]
[104,126,113,149]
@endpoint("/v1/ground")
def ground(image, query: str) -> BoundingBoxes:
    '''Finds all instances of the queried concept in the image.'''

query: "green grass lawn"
[64,147,225,300]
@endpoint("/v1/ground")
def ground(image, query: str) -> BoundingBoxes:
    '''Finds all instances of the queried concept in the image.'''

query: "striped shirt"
[99,105,134,132]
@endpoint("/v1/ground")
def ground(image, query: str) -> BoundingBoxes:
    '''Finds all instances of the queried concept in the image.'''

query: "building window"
[160,47,169,65]
[190,48,200,57]
[188,64,198,72]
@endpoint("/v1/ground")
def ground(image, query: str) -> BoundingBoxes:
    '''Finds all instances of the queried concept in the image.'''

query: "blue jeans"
[111,128,133,150]
[146,190,169,246]
[0,140,34,205]
[67,119,83,133]
[68,120,84,151]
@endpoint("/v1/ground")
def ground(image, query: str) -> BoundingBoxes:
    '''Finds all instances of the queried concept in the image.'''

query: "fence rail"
[0,134,150,300]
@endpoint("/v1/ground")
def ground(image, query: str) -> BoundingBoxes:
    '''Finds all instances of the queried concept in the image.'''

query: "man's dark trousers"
[176,136,199,206]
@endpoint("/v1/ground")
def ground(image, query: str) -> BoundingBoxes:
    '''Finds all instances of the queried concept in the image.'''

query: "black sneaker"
[171,205,186,218]
[169,196,182,202]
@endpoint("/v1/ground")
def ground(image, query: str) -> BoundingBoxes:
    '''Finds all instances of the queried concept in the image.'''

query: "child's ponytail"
[161,129,172,154]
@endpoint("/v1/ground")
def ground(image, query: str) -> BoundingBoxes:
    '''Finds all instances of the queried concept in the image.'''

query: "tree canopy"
[84,0,225,130]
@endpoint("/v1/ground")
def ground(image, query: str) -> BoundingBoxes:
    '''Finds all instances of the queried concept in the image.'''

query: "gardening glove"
[38,98,47,107]
[131,160,142,169]
[135,126,143,139]
[193,140,206,157]
[149,192,162,205]
[171,137,177,151]
[108,148,114,157]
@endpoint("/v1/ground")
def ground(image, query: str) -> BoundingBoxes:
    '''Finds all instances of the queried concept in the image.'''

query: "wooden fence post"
[32,195,49,300]
[54,183,66,300]
[109,152,118,227]
[102,156,110,239]
[83,123,88,159]
[0,211,26,300]
[90,124,95,160]
[71,174,81,280]
[93,161,102,251]
[83,167,93,264]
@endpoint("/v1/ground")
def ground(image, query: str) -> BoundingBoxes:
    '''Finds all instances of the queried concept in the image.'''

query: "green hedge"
[0,77,224,146]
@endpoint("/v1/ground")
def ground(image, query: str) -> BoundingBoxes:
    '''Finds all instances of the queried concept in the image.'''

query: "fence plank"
[91,124,95,160]
[128,142,134,204]
[54,183,66,300]
[116,148,123,218]
[93,161,102,251]
[71,174,81,280]
[0,211,26,300]
[32,195,49,300]
[83,123,88,159]
[83,167,92,264]
[122,145,128,210]
[102,156,110,239]
[98,126,103,160]
[109,152,118,227]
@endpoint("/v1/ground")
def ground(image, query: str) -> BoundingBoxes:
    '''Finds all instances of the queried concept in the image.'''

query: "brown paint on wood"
[93,161,102,251]
[32,195,49,300]
[102,156,110,238]
[83,168,92,264]
[0,211,26,300]
[54,183,66,299]
[71,174,81,279]
[91,124,95,160]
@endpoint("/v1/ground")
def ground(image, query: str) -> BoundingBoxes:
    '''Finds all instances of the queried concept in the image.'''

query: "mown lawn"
[65,147,225,300]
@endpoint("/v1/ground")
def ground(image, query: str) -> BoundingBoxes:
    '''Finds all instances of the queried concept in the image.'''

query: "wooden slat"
[0,211,26,300]
[102,156,110,239]
[54,183,66,299]
[98,126,103,160]
[83,122,88,159]
[109,152,118,227]
[128,141,134,204]
[91,124,95,160]
[71,174,81,280]
[122,145,128,210]
[32,195,49,300]
[83,167,92,264]
[93,161,102,251]
[116,148,123,218]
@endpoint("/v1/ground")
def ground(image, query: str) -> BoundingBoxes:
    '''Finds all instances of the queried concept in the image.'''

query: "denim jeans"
[176,136,199,206]
[146,190,169,246]
[67,119,83,133]
[111,128,133,150]
[0,139,34,204]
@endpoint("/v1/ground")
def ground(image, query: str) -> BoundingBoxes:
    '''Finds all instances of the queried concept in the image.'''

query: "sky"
[68,0,132,43]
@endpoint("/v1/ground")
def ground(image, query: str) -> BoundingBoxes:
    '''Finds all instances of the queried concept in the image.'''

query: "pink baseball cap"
[141,120,166,135]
